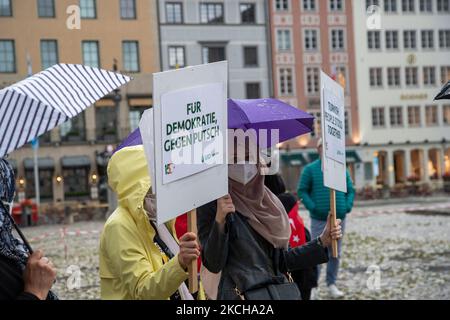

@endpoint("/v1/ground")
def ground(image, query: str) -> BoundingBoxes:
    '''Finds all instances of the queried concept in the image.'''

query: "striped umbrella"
[0,63,132,157]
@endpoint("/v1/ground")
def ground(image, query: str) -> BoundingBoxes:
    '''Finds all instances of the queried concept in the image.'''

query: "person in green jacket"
[297,139,355,299]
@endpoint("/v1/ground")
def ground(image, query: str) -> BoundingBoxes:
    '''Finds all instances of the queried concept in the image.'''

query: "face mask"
[144,193,157,221]
[228,164,258,185]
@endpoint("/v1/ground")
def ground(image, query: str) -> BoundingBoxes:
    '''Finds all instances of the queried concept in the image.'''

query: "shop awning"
[346,150,362,163]
[307,150,362,163]
[281,153,308,166]
[308,152,320,162]
[24,157,55,170]
[61,156,91,168]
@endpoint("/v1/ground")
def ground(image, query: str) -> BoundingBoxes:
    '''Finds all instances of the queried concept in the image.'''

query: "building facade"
[353,0,450,190]
[0,0,160,203]
[157,0,272,99]
[268,0,361,190]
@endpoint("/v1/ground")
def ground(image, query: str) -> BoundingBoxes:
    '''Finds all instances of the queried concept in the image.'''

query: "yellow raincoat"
[99,145,198,300]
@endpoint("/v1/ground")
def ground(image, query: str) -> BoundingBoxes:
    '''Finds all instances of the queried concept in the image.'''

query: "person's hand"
[319,214,342,247]
[178,232,200,270]
[23,249,57,300]
[216,195,235,225]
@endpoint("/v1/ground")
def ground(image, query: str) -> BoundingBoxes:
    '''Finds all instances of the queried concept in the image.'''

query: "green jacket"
[297,159,355,221]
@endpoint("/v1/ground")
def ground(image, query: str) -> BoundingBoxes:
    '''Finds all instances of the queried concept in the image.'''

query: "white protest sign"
[323,88,345,164]
[140,109,156,192]
[161,83,223,184]
[320,71,347,193]
[140,61,228,224]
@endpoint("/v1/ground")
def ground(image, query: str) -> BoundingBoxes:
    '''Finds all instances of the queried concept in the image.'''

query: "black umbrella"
[434,81,450,100]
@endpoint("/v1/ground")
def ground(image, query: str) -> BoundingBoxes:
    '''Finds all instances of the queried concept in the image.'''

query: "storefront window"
[96,106,117,142]
[129,106,147,131]
[364,162,373,180]
[25,169,54,200]
[428,149,442,180]
[445,148,450,174]
[63,167,90,198]
[410,149,424,180]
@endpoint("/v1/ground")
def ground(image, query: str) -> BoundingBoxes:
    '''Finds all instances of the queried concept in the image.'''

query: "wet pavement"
[22,198,450,300]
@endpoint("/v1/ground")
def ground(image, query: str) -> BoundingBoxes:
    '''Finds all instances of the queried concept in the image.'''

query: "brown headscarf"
[229,173,291,249]
[201,172,292,299]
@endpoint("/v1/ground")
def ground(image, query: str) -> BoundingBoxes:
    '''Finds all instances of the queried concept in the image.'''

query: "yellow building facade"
[0,0,160,206]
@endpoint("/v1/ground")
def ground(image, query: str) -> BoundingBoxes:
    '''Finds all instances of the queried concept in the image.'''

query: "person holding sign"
[297,139,355,299]
[197,146,343,300]
[99,146,204,300]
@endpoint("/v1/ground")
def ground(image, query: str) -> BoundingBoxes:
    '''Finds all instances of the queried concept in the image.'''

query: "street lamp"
[96,145,117,215]
[91,173,98,184]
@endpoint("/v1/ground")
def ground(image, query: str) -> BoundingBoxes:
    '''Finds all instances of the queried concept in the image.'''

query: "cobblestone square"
[22,198,450,300]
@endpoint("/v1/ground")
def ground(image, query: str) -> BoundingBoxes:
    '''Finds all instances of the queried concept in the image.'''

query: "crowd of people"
[0,138,354,301]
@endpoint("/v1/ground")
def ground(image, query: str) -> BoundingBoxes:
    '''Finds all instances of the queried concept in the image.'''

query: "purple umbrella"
[228,98,314,147]
[114,126,142,154]
[117,98,314,151]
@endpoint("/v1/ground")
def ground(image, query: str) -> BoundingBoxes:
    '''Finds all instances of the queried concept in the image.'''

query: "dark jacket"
[197,200,329,300]
[297,159,355,221]
[0,255,39,300]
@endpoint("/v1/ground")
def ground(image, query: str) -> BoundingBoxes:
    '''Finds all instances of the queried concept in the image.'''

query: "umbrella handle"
[1,201,33,254]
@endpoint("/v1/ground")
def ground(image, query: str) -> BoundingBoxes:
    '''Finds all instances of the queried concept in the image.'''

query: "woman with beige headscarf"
[197,158,342,300]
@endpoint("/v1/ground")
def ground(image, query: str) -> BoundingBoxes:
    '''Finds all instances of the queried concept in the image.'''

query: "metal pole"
[113,59,121,142]
[28,54,39,222]
[33,140,40,219]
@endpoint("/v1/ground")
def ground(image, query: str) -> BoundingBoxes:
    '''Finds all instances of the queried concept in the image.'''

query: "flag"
[288,202,306,248]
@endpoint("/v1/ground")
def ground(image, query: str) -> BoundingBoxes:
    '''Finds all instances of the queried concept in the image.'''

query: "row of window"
[43,89,263,144]
[277,28,347,52]
[275,0,346,12]
[369,66,450,88]
[24,166,91,200]
[0,0,137,19]
[39,105,144,145]
[275,0,450,13]
[167,45,259,69]
[366,0,450,13]
[371,104,450,128]
[167,44,262,99]
[166,2,257,24]
[2,0,448,19]
[277,66,348,97]
[0,40,140,73]
[368,30,450,51]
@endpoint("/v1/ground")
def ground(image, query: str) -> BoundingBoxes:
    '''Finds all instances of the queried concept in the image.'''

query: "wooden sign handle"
[187,209,198,293]
[329,189,339,258]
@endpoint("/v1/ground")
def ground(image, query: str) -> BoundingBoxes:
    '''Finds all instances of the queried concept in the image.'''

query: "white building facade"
[158,0,272,99]
[352,0,450,190]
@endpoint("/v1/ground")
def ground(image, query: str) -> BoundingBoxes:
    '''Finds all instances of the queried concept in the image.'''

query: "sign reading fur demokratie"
[161,83,224,184]
[141,61,228,224]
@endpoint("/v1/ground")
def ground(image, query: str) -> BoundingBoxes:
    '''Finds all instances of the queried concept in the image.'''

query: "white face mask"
[143,193,157,221]
[228,164,258,185]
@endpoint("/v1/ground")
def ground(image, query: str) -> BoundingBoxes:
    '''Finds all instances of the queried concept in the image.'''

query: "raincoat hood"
[107,145,150,222]
[101,145,199,300]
